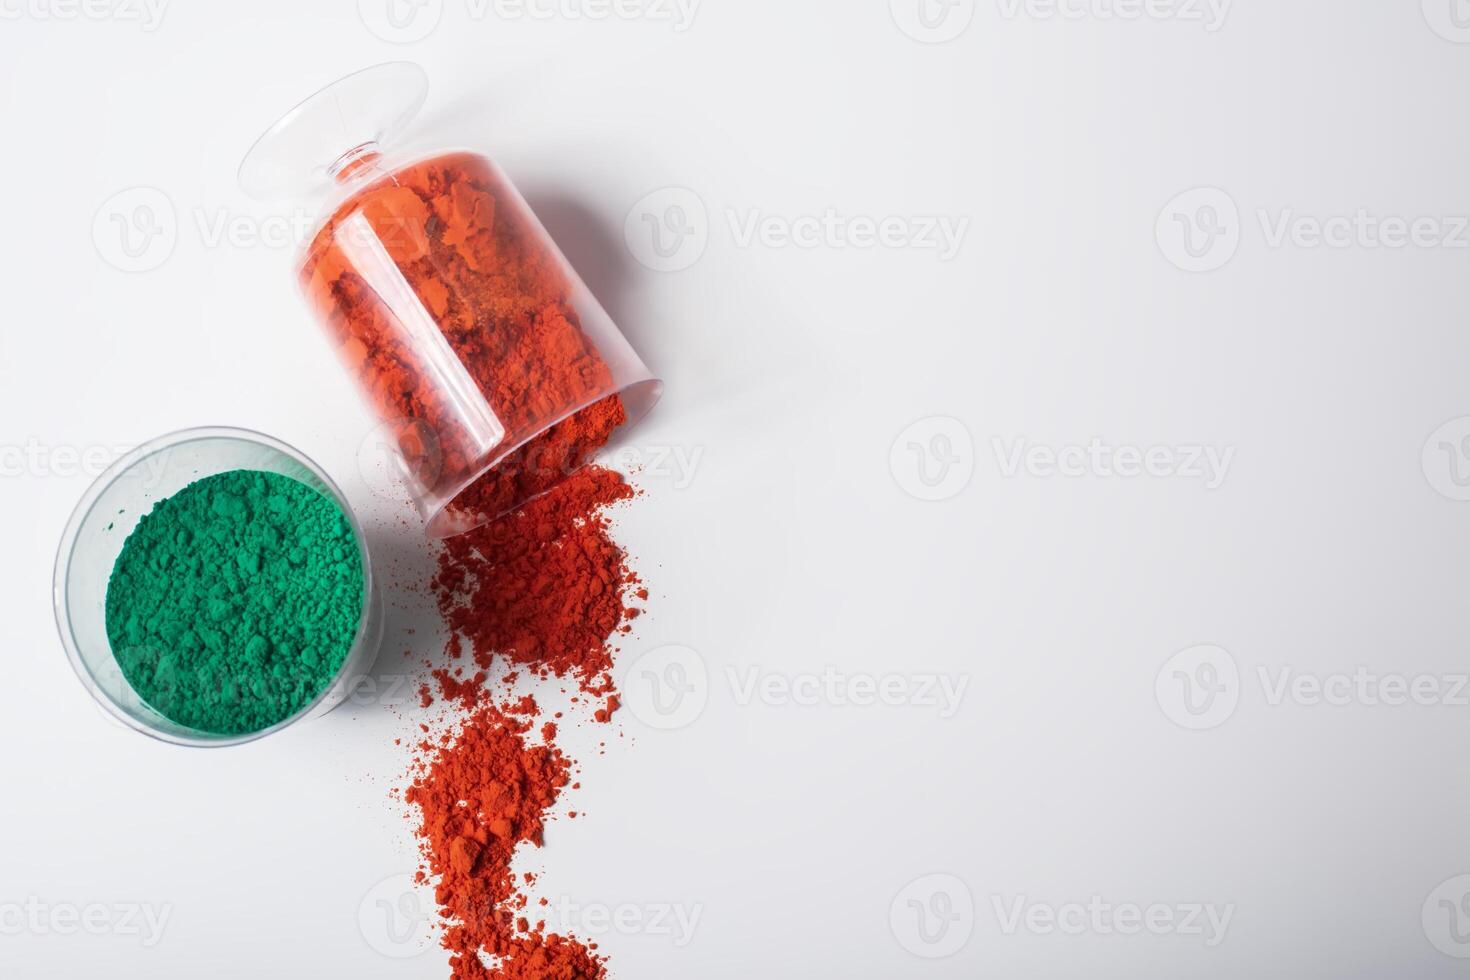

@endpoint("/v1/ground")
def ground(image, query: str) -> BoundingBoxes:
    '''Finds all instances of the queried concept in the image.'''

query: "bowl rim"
[52,425,377,748]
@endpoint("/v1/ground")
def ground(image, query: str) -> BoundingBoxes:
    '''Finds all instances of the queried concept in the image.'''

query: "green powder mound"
[105,469,365,736]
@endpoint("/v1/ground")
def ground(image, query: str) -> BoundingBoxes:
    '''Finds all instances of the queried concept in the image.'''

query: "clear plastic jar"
[241,63,661,537]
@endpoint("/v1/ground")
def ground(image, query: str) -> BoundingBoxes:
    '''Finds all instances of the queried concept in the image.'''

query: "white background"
[4,1,1470,977]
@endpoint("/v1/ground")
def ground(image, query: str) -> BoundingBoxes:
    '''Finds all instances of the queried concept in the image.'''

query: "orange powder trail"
[407,464,645,977]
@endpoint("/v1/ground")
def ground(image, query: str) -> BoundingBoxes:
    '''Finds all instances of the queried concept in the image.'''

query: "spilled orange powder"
[408,465,644,977]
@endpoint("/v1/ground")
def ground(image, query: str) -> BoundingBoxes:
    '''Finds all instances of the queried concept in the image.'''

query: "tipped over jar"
[241,64,662,537]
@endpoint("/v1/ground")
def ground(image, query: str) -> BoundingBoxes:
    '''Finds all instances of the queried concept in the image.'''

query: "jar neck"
[328,142,384,183]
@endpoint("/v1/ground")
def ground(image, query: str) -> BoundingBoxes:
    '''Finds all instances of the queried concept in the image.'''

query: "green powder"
[105,469,365,736]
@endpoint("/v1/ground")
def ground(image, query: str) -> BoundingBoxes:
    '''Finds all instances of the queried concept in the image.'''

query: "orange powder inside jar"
[300,151,631,534]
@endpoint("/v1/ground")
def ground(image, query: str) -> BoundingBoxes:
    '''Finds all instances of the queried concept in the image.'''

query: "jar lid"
[238,61,429,202]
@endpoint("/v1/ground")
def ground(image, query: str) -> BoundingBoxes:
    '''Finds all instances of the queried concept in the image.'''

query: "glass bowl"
[52,427,382,747]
